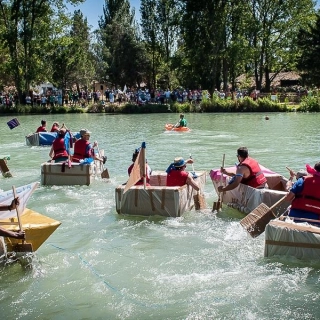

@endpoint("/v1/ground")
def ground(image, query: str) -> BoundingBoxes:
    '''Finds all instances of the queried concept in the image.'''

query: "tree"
[51,10,95,97]
[296,13,320,86]
[96,0,148,88]
[244,0,315,91]
[0,0,84,102]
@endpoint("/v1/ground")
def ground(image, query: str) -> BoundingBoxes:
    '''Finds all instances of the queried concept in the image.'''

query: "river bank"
[0,95,310,116]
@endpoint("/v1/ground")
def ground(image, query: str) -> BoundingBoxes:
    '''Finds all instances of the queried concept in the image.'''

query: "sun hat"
[173,157,186,167]
[80,128,91,136]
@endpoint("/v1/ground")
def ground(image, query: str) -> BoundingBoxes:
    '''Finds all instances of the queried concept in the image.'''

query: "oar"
[213,154,225,211]
[97,145,110,179]
[12,186,33,252]
[190,155,206,210]
[171,122,179,131]
[240,195,288,238]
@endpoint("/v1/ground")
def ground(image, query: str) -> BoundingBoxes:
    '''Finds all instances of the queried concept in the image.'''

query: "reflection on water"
[0,112,320,319]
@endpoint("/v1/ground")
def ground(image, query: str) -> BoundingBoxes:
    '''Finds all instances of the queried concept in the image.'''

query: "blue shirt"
[290,177,304,194]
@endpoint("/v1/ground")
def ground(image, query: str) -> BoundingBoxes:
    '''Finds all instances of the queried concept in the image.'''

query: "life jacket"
[50,125,59,132]
[73,139,91,163]
[239,157,267,188]
[36,126,46,133]
[52,137,68,160]
[291,175,320,215]
[166,169,188,187]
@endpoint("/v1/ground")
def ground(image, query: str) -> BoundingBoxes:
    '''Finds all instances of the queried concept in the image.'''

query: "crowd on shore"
[0,85,315,110]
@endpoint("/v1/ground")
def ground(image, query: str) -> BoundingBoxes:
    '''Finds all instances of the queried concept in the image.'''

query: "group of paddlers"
[34,120,106,165]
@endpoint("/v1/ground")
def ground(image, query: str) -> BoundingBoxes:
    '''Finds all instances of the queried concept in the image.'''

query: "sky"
[66,0,141,30]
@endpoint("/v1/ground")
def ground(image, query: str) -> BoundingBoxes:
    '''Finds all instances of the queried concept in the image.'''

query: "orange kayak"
[165,124,191,132]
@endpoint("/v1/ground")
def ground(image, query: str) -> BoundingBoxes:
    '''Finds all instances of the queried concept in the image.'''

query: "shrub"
[299,96,320,112]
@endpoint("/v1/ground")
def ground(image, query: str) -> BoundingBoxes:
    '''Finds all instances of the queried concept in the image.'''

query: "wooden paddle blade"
[240,203,275,238]
[212,202,217,212]
[194,193,206,210]
[0,159,12,177]
[101,168,110,179]
[216,199,222,211]
[13,243,33,252]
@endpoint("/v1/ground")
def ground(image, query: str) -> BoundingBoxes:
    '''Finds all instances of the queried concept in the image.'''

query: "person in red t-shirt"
[166,157,199,190]
[36,119,47,133]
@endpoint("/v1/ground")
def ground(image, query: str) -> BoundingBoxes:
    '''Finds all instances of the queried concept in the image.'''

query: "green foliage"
[299,95,320,112]
[296,13,320,86]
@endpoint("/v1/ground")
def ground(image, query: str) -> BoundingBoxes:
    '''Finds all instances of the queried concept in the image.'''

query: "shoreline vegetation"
[0,95,319,115]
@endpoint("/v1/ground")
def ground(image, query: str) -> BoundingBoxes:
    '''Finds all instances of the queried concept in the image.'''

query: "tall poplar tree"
[0,0,84,102]
[96,0,147,88]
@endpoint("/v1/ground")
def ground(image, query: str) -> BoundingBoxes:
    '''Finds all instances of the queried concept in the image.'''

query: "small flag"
[123,85,127,93]
[7,118,20,130]
[124,142,146,193]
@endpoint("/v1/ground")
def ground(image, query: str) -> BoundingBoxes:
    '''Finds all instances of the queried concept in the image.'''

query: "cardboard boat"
[115,170,207,217]
[210,165,290,215]
[1,208,61,252]
[26,132,58,146]
[41,161,97,186]
[0,182,61,254]
[264,218,320,260]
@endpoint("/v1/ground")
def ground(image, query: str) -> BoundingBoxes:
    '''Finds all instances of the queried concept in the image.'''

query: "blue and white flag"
[7,118,20,130]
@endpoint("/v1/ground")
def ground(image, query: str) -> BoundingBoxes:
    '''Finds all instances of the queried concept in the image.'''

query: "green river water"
[0,112,319,319]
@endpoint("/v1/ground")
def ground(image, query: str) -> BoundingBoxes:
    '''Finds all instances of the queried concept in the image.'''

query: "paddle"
[11,186,33,252]
[171,121,179,131]
[190,155,206,210]
[213,154,225,211]
[240,195,288,238]
[97,145,109,179]
[0,157,12,178]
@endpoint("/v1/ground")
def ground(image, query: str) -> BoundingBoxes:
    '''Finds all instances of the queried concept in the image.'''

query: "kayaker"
[218,147,268,193]
[35,119,47,133]
[166,157,199,190]
[176,113,187,127]
[284,162,320,223]
[128,147,152,185]
[72,128,106,164]
[49,128,69,163]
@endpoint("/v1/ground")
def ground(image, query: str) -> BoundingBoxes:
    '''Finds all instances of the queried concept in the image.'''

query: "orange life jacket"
[240,157,267,188]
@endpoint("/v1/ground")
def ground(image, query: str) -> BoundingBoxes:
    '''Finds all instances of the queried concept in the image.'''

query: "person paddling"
[166,157,199,190]
[175,113,187,128]
[72,129,106,164]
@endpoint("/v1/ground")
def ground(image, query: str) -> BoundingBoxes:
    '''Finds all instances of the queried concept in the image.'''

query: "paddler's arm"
[49,145,54,159]
[218,166,246,192]
[221,168,235,177]
[218,174,243,192]
[0,198,19,211]
[186,174,199,191]
[0,227,25,239]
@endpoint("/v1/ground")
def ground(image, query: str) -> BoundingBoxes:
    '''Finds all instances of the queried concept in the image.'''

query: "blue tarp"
[39,132,58,145]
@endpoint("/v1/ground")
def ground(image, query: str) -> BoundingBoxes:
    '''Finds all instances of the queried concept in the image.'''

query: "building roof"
[236,71,301,88]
